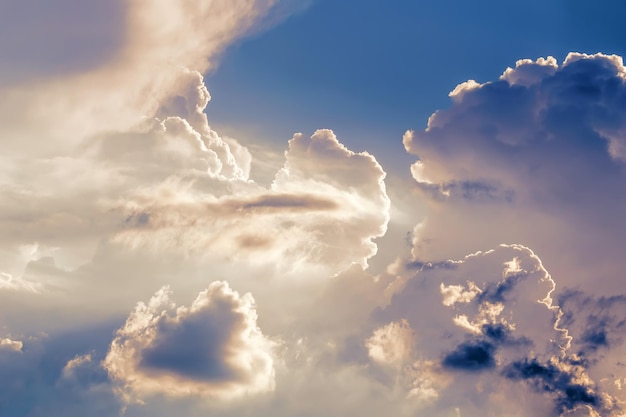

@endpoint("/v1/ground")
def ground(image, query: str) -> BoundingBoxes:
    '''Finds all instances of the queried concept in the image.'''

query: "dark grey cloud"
[240,193,339,211]
[403,53,626,295]
[441,340,496,372]
[503,358,603,416]
[405,259,457,271]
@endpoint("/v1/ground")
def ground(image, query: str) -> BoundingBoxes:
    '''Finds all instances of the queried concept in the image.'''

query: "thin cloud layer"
[0,0,274,155]
[110,127,390,270]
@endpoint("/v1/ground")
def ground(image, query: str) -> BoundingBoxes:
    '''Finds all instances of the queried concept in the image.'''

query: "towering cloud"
[403,53,626,295]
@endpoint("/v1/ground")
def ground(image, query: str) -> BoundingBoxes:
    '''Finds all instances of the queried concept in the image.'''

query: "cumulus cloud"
[366,319,415,367]
[373,244,626,416]
[398,53,626,414]
[107,126,389,270]
[403,53,626,296]
[0,14,389,335]
[104,281,275,402]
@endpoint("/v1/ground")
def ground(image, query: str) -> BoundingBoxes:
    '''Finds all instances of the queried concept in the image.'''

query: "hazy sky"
[1,1,626,417]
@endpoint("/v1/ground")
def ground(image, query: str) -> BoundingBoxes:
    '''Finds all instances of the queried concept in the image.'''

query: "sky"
[1,1,626,417]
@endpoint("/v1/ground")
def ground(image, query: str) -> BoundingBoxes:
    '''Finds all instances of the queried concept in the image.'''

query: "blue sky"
[2,1,626,416]
[206,0,626,169]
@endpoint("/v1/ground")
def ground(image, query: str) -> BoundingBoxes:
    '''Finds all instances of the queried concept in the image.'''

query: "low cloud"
[110,127,389,270]
[104,281,275,402]
[374,244,625,416]
[0,337,23,352]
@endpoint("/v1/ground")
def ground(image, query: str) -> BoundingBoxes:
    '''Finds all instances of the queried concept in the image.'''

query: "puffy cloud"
[399,53,626,414]
[375,244,625,416]
[0,1,391,416]
[366,319,415,367]
[104,281,275,402]
[504,357,605,416]
[404,53,626,295]
[0,45,389,334]
[4,0,626,415]
[0,337,23,352]
[108,127,389,271]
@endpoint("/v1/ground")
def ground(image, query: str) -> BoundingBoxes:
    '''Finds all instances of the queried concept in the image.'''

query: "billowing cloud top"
[403,53,626,295]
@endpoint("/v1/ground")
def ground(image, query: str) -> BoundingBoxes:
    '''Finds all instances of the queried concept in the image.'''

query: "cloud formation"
[0,0,274,156]
[1,0,625,415]
[403,53,626,295]
[104,281,275,402]
[372,244,626,416]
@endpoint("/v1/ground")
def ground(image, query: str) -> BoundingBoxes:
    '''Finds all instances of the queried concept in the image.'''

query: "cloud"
[1,1,387,416]
[366,319,415,367]
[373,244,626,416]
[503,357,604,416]
[0,337,23,352]
[397,53,626,414]
[0,272,40,293]
[0,0,126,84]
[403,53,626,296]
[558,291,626,354]
[441,340,496,372]
[103,281,275,402]
[0,0,275,156]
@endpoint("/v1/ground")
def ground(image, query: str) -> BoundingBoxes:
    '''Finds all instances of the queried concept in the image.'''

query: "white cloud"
[104,281,275,402]
[366,319,415,367]
[0,0,275,156]
[0,337,23,352]
[373,243,626,416]
[106,127,389,271]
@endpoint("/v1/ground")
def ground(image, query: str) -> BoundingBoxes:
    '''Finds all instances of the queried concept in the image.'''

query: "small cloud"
[104,281,275,402]
[366,319,415,367]
[0,337,23,352]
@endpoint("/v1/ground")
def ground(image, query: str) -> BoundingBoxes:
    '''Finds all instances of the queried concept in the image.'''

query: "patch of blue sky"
[205,0,626,172]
